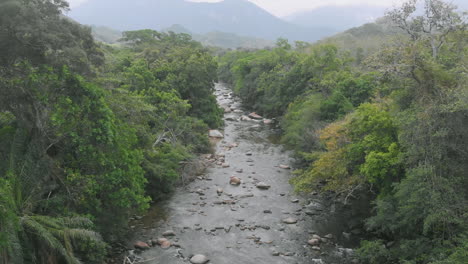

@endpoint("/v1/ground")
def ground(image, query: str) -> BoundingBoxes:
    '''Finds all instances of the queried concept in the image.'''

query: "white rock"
[209,130,224,138]
[256,182,271,190]
[190,254,209,264]
[282,217,298,224]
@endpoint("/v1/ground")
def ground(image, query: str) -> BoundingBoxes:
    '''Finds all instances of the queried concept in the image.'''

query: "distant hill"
[164,25,274,49]
[90,24,274,49]
[285,5,387,33]
[316,17,404,63]
[69,0,335,42]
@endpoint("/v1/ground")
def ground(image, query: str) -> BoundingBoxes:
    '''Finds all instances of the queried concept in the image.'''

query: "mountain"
[285,5,387,33]
[90,23,274,49]
[285,1,467,32]
[69,0,335,42]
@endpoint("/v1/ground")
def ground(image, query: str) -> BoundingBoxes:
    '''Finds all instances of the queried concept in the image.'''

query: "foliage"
[219,2,467,263]
[0,2,221,262]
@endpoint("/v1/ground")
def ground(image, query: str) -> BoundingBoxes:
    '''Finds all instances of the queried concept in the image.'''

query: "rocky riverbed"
[122,83,368,264]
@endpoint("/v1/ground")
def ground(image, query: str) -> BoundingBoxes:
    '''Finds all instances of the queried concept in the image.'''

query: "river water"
[126,83,366,264]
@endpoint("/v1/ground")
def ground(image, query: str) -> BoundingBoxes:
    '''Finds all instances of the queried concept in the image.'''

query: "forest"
[218,0,467,263]
[0,0,467,263]
[0,0,222,262]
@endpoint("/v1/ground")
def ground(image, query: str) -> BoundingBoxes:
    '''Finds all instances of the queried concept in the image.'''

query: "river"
[124,83,367,264]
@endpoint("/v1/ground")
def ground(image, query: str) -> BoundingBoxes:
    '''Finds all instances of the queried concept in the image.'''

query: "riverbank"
[118,83,368,264]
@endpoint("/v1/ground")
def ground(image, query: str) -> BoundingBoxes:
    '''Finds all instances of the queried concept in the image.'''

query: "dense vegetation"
[218,1,468,263]
[0,0,221,263]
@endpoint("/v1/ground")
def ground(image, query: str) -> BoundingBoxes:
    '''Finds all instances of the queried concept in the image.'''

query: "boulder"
[160,240,171,249]
[240,115,252,121]
[134,241,150,250]
[209,130,224,138]
[156,238,169,245]
[256,182,271,190]
[308,239,320,246]
[163,230,176,237]
[230,176,241,185]
[279,164,291,169]
[190,254,209,264]
[248,112,263,119]
[282,217,298,224]
[263,119,273,125]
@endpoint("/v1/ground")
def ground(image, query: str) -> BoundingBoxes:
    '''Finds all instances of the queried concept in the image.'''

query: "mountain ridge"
[69,0,336,42]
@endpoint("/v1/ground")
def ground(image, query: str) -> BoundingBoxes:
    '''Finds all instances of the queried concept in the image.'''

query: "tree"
[386,0,466,58]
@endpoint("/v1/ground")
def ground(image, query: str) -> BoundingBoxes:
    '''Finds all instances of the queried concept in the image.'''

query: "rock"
[263,209,272,214]
[246,152,253,156]
[223,107,232,113]
[284,252,294,256]
[324,234,333,239]
[156,238,169,245]
[311,246,321,251]
[306,201,325,211]
[134,241,150,250]
[282,217,298,224]
[312,234,321,240]
[195,189,204,195]
[272,251,280,256]
[257,225,270,230]
[263,119,273,125]
[208,130,224,138]
[160,240,171,249]
[279,164,291,169]
[236,169,243,173]
[163,230,176,237]
[311,259,324,264]
[305,210,318,216]
[256,182,271,190]
[230,176,241,185]
[216,188,224,195]
[190,254,209,264]
[240,115,252,121]
[222,163,230,168]
[248,112,263,119]
[308,239,320,246]
[291,199,299,203]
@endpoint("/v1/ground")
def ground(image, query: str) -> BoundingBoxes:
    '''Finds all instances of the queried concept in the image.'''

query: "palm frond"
[20,216,82,264]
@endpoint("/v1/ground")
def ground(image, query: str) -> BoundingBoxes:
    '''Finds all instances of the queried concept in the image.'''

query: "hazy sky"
[68,0,466,17]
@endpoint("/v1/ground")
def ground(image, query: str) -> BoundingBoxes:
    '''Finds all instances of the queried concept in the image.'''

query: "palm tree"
[0,128,103,264]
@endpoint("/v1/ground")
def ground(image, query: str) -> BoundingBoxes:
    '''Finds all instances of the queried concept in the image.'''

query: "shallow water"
[128,83,365,264]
